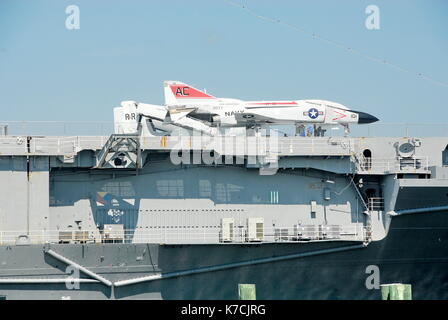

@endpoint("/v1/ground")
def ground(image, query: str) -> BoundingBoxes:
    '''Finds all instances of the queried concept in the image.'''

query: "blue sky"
[1,0,447,129]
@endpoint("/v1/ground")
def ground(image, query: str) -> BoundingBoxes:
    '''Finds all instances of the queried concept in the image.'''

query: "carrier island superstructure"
[0,128,447,299]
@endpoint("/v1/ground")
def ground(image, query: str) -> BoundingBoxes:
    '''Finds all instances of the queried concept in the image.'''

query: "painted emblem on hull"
[107,209,125,223]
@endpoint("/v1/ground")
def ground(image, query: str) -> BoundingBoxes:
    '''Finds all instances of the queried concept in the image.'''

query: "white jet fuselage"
[113,81,378,136]
[182,98,363,127]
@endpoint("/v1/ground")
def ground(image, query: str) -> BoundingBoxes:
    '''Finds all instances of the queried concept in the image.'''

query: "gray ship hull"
[1,135,448,299]
[0,209,447,300]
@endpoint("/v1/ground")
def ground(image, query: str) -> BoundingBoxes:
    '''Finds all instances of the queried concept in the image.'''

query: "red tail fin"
[164,81,215,104]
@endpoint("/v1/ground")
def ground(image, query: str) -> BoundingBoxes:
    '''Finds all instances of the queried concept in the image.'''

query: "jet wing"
[234,113,276,125]
[166,107,197,122]
[163,108,217,136]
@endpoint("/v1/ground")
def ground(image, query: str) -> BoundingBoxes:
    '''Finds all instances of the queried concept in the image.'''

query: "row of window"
[136,225,219,229]
[138,209,245,213]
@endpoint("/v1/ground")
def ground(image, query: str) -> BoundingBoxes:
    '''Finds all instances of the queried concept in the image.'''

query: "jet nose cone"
[352,111,379,124]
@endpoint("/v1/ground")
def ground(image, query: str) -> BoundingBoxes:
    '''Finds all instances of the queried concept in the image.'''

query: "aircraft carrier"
[0,124,447,300]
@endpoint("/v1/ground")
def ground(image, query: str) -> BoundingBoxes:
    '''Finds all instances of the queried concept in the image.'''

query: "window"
[156,179,184,197]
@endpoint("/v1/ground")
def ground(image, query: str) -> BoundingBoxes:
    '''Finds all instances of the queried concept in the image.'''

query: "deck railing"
[0,135,354,157]
[1,121,448,137]
[355,156,429,173]
[368,197,385,211]
[0,225,367,245]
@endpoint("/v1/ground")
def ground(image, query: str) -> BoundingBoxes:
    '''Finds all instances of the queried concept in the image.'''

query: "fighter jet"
[114,81,378,136]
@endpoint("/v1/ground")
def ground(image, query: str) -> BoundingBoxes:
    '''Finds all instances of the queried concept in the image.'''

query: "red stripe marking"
[332,110,347,121]
[247,101,297,106]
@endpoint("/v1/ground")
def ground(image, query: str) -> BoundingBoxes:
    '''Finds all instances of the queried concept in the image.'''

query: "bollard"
[380,283,412,300]
[238,284,256,300]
